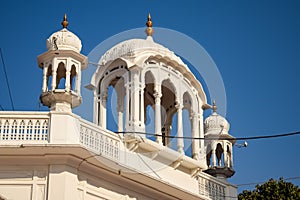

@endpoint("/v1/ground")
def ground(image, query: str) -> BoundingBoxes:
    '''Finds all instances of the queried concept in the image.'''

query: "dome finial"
[146,13,152,27]
[212,100,217,113]
[145,13,154,37]
[61,13,69,29]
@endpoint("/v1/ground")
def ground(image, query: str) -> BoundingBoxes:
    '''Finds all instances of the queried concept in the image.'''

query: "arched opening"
[70,65,77,91]
[145,105,155,141]
[95,61,128,131]
[183,92,193,157]
[169,112,178,151]
[206,144,212,167]
[227,145,231,168]
[216,143,224,167]
[161,79,176,146]
[182,109,192,156]
[46,65,52,91]
[114,77,126,133]
[99,74,126,132]
[56,62,66,89]
[144,71,155,140]
[106,85,118,131]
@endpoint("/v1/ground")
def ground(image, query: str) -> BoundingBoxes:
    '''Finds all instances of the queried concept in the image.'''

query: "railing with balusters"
[78,118,121,161]
[0,112,122,161]
[0,112,49,143]
[198,175,226,200]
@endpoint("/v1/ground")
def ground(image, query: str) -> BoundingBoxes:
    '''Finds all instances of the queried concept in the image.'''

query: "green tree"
[238,178,300,200]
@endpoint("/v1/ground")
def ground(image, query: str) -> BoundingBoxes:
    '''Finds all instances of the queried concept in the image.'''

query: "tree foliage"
[238,178,300,200]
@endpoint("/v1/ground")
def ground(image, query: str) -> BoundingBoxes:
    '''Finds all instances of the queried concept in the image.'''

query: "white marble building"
[0,14,237,200]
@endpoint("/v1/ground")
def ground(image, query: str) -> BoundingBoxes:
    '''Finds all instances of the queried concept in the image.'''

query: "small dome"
[46,28,82,53]
[204,112,230,135]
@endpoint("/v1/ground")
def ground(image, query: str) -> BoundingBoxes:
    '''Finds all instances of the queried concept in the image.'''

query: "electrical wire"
[237,176,300,187]
[0,48,14,110]
[115,130,300,141]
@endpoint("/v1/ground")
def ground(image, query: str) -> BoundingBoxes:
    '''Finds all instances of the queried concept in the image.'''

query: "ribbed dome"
[99,37,186,68]
[204,112,230,135]
[46,28,82,53]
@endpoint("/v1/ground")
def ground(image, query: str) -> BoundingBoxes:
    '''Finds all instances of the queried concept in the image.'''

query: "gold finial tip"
[61,13,69,29]
[212,100,217,112]
[146,13,152,27]
[145,13,153,37]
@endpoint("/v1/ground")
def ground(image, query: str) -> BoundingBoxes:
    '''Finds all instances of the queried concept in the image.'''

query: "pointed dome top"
[145,13,154,37]
[146,13,152,27]
[61,13,69,29]
[46,14,82,52]
[204,101,230,135]
[99,13,188,67]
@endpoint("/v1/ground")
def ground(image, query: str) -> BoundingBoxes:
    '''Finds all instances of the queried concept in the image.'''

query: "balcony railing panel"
[198,175,226,200]
[79,118,121,161]
[0,112,49,144]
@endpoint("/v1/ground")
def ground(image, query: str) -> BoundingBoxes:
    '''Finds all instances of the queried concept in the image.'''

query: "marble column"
[176,103,184,153]
[154,88,162,144]
[191,113,200,160]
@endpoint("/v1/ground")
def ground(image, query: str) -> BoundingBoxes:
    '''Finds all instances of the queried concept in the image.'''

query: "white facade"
[0,14,237,200]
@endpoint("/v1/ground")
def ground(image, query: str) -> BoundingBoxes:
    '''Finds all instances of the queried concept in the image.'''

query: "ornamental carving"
[99,39,184,67]
[46,29,82,52]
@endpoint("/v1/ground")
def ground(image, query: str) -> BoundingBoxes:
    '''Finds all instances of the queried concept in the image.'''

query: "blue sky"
[1,0,300,193]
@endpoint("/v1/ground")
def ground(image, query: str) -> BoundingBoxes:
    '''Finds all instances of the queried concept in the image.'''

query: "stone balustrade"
[0,111,121,161]
[198,174,226,200]
[0,112,50,144]
[79,118,121,160]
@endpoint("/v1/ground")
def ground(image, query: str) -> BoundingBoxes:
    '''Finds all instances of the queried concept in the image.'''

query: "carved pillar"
[154,83,162,144]
[230,145,233,168]
[115,85,124,132]
[191,113,200,160]
[117,101,124,132]
[65,70,71,92]
[132,70,140,124]
[51,59,57,90]
[140,83,145,128]
[125,69,145,133]
[99,91,108,129]
[76,65,80,94]
[115,83,125,132]
[223,142,228,167]
[95,94,101,125]
[199,111,205,157]
[176,103,184,153]
[125,83,130,130]
[64,58,70,91]
[42,66,48,92]
[212,149,216,167]
[162,123,171,146]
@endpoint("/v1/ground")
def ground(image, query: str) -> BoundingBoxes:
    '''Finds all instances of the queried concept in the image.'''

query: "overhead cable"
[0,48,14,110]
[237,176,300,187]
[115,131,300,141]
